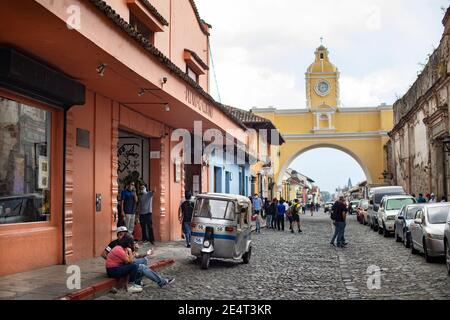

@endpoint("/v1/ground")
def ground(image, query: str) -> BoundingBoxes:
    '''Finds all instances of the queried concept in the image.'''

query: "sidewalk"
[0,241,189,300]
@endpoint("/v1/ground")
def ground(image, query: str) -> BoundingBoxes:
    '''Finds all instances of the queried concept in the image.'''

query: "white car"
[445,210,450,275]
[377,195,416,237]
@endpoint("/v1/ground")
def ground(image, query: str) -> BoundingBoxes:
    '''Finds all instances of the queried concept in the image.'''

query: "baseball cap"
[117,226,128,233]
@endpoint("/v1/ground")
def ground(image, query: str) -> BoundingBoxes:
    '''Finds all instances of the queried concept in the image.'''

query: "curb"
[58,259,175,300]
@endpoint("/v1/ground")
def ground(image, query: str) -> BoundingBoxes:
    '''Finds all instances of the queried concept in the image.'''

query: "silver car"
[394,203,423,248]
[410,203,450,262]
[444,211,450,275]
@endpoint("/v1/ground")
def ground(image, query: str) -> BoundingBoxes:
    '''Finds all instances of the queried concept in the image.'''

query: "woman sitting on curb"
[105,234,175,292]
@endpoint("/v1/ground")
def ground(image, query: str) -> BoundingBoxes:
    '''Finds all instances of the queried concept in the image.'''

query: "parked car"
[356,199,369,224]
[348,200,360,215]
[410,203,450,262]
[377,195,416,237]
[0,194,48,225]
[368,186,406,232]
[444,210,450,275]
[394,203,424,247]
[324,201,334,213]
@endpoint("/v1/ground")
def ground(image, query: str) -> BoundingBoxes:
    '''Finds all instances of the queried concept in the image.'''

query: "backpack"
[330,201,338,220]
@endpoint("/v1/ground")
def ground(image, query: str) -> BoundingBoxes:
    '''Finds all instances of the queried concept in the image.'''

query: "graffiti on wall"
[118,138,143,186]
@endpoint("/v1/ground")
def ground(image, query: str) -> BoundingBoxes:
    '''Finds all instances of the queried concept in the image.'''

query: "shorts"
[292,214,300,222]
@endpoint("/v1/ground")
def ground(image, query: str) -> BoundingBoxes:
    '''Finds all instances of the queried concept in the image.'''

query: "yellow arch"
[276,142,372,187]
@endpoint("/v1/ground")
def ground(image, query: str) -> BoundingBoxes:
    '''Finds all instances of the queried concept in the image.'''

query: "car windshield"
[427,206,450,224]
[373,190,404,203]
[386,198,415,210]
[194,198,235,220]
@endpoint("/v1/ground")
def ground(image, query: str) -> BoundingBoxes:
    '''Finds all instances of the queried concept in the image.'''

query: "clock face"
[315,80,330,96]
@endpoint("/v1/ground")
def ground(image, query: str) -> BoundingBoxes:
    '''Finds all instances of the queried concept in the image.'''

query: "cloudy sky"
[195,0,449,192]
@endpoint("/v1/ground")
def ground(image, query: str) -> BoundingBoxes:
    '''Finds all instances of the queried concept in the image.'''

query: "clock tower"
[305,44,340,110]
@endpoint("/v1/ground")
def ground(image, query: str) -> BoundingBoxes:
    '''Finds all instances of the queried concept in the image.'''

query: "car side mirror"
[397,216,404,220]
[414,218,422,224]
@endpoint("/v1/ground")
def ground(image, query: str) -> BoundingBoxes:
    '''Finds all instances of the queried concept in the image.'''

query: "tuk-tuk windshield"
[194,198,235,220]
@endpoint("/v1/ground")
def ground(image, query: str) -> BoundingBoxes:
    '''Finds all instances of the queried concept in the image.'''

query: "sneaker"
[150,241,155,245]
[186,244,191,248]
[159,278,175,288]
[298,229,303,233]
[127,284,143,293]
[291,229,294,233]
[330,243,336,247]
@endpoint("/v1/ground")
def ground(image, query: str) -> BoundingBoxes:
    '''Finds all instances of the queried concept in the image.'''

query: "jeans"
[331,221,346,246]
[182,221,191,246]
[266,215,272,228]
[140,213,154,243]
[276,215,285,231]
[136,263,167,287]
[271,215,277,229]
[254,211,261,233]
[125,214,135,234]
[107,263,141,285]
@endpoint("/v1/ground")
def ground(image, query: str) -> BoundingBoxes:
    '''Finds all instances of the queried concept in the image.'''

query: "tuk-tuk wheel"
[201,253,210,270]
[243,246,252,264]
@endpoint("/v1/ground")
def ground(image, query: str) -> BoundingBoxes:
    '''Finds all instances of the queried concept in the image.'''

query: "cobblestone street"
[104,212,450,300]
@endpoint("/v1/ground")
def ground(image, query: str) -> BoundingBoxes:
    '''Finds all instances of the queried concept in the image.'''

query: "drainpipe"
[62,109,67,265]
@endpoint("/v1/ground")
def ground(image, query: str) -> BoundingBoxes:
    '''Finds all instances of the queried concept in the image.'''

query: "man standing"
[138,184,155,245]
[276,199,286,231]
[416,193,427,203]
[179,191,195,248]
[121,181,138,234]
[252,194,263,233]
[291,199,302,233]
[330,196,348,248]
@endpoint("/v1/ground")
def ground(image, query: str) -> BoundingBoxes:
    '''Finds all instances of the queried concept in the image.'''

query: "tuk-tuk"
[190,193,253,269]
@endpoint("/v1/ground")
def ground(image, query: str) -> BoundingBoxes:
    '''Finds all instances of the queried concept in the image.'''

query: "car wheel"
[411,240,419,254]
[423,239,433,263]
[403,230,410,248]
[378,225,383,234]
[383,224,390,237]
[201,253,210,270]
[373,222,378,232]
[445,240,450,275]
[243,246,252,264]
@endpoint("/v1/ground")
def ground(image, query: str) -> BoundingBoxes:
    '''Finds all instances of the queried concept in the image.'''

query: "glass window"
[130,12,154,43]
[194,199,233,220]
[0,97,51,225]
[406,207,418,219]
[386,198,415,211]
[427,206,450,224]
[187,66,198,83]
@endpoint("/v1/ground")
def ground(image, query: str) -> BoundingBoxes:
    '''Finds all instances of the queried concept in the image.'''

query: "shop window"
[186,66,199,84]
[0,97,51,225]
[130,12,155,44]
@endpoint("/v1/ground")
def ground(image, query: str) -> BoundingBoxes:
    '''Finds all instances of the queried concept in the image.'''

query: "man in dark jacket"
[330,196,348,248]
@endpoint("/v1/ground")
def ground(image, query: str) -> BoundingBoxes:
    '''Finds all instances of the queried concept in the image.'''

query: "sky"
[195,0,449,192]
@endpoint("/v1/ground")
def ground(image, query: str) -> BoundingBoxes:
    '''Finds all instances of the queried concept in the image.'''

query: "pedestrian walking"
[286,201,293,231]
[265,198,274,229]
[252,194,263,234]
[291,199,302,233]
[276,199,286,231]
[121,181,138,234]
[137,184,155,245]
[301,203,306,215]
[179,191,195,248]
[310,202,315,216]
[330,196,348,248]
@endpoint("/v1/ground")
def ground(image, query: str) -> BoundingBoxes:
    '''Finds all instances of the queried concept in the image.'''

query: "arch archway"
[276,143,373,188]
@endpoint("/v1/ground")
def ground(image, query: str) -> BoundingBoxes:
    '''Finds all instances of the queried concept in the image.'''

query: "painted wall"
[208,152,250,196]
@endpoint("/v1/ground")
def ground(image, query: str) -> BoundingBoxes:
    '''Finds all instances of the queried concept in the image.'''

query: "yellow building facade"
[253,45,394,194]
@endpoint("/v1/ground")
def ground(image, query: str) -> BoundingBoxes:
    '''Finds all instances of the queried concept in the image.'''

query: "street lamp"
[443,135,450,153]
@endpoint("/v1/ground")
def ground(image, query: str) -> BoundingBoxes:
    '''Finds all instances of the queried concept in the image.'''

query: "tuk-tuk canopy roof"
[196,193,252,207]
